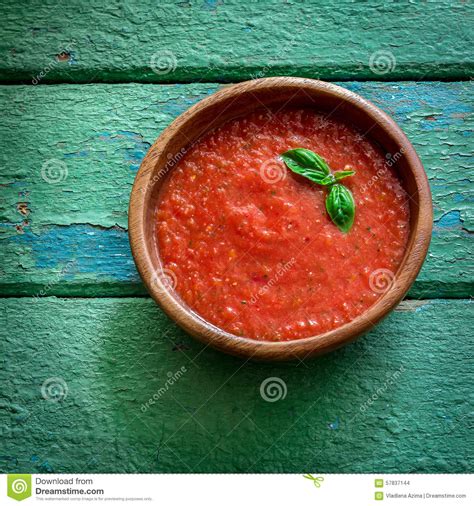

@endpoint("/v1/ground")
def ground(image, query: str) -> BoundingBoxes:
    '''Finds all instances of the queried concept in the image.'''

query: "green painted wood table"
[0,1,473,474]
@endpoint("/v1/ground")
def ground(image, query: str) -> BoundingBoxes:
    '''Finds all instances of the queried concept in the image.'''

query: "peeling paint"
[0,82,472,297]
[0,298,471,473]
[1,3,473,82]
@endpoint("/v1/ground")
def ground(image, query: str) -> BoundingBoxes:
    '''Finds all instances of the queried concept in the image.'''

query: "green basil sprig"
[280,148,356,233]
[326,183,355,233]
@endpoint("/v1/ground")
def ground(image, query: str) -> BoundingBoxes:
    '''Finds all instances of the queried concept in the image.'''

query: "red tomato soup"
[156,109,410,341]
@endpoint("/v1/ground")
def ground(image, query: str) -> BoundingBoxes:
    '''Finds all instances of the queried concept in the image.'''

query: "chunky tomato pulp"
[156,109,410,341]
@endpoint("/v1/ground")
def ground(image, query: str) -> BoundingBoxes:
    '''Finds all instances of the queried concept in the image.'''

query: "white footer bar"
[2,473,471,505]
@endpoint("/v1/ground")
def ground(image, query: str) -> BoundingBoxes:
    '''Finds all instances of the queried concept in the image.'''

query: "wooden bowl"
[129,77,432,361]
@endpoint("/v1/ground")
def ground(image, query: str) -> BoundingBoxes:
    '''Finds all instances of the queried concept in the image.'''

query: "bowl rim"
[129,77,433,361]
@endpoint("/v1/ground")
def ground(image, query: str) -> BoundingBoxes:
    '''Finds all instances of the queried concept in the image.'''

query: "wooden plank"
[1,81,472,298]
[0,297,472,473]
[0,1,473,83]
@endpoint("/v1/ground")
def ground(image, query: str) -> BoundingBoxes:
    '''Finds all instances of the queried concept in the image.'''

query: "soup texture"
[156,109,410,341]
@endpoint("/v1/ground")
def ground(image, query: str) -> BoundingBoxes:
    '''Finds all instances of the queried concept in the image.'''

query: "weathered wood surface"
[0,0,472,480]
[0,1,473,83]
[0,298,472,473]
[1,81,472,297]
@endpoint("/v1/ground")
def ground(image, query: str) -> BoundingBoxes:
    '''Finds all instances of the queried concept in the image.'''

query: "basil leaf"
[279,147,357,233]
[319,173,336,186]
[281,148,330,175]
[280,159,326,183]
[334,170,356,181]
[325,184,355,233]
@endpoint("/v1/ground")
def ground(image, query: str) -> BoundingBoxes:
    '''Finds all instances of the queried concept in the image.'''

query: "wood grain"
[1,81,472,298]
[0,1,472,83]
[0,297,472,473]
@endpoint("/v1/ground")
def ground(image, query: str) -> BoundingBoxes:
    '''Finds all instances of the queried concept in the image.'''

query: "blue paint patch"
[341,82,473,129]
[434,210,462,231]
[31,455,40,463]
[157,88,217,117]
[453,191,474,203]
[96,131,151,171]
[203,0,220,10]
[433,211,463,235]
[344,82,363,93]
[9,224,141,282]
[67,51,78,65]
[125,148,148,171]
[328,417,340,430]
[414,302,430,312]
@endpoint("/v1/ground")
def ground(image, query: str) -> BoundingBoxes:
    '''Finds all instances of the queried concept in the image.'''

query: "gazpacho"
[156,108,410,341]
